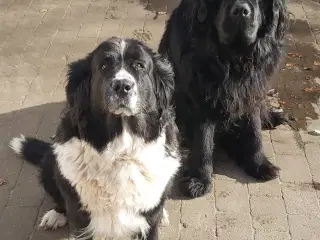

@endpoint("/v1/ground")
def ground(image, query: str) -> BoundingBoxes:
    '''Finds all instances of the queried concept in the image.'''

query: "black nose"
[230,2,251,18]
[112,79,134,95]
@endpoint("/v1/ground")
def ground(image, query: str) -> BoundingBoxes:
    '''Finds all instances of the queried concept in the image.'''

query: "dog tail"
[9,135,52,166]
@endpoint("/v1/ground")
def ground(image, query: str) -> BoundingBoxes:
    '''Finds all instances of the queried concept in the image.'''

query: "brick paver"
[0,0,320,239]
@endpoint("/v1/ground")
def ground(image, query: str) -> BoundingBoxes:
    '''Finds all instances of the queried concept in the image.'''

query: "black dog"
[10,37,181,239]
[159,0,289,198]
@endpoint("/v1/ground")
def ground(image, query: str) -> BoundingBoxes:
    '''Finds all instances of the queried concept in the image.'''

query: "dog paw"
[39,209,67,230]
[245,161,280,181]
[180,174,213,199]
[263,111,289,130]
[160,208,169,226]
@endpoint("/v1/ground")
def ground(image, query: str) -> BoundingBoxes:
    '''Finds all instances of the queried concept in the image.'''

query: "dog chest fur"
[53,126,180,239]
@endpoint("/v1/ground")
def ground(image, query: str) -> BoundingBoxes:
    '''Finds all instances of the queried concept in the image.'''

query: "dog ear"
[272,0,289,40]
[66,55,92,130]
[197,0,208,22]
[152,53,175,113]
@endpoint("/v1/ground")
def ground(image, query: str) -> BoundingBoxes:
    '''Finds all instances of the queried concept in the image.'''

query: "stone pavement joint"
[0,0,320,240]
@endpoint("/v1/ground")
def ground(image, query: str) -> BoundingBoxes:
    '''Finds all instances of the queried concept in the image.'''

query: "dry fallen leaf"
[303,87,320,92]
[314,60,320,66]
[0,178,7,186]
[285,63,296,67]
[288,52,303,58]
[279,101,287,105]
[304,87,313,92]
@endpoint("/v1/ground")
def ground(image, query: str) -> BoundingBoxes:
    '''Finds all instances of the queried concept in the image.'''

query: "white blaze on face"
[113,68,138,116]
[120,39,127,59]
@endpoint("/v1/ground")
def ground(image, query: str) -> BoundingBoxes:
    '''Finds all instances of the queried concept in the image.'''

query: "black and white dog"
[10,37,180,240]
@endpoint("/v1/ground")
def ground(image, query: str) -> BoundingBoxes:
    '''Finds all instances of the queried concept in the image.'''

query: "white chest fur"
[54,128,180,239]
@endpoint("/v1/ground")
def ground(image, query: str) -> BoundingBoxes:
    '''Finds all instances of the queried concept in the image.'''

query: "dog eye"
[101,56,113,70]
[132,62,145,71]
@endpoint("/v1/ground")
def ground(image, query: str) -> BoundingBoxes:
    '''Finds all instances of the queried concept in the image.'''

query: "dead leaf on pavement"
[285,63,296,67]
[303,87,320,92]
[314,60,320,66]
[0,178,7,186]
[288,52,303,58]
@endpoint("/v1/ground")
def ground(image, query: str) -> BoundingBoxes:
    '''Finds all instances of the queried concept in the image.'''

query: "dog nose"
[230,2,251,18]
[112,79,134,94]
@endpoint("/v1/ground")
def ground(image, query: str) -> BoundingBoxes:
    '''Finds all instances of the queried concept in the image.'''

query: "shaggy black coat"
[159,0,289,198]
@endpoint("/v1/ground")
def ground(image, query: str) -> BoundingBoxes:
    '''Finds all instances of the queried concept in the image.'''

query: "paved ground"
[0,0,320,239]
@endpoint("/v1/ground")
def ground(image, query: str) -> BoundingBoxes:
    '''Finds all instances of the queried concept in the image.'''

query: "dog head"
[66,37,174,123]
[196,0,288,47]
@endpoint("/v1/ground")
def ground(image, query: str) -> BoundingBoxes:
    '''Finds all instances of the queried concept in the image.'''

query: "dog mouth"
[107,97,138,116]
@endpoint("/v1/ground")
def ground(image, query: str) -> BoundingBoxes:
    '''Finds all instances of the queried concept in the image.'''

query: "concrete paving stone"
[0,144,24,190]
[248,180,282,197]
[51,84,66,102]
[263,140,276,164]
[305,143,320,170]
[143,13,166,49]
[261,130,270,141]
[38,58,66,78]
[299,130,320,143]
[214,154,254,183]
[180,227,216,240]
[282,184,320,215]
[181,191,216,230]
[1,41,26,60]
[288,214,320,240]
[10,62,39,80]
[254,231,290,240]
[17,13,43,29]
[5,106,46,139]
[71,37,97,56]
[215,179,250,213]
[78,22,102,38]
[22,93,55,109]
[121,1,148,39]
[41,4,70,25]
[304,143,320,182]
[0,206,39,240]
[217,212,253,240]
[21,37,53,66]
[34,22,59,37]
[0,56,16,76]
[0,80,30,102]
[37,105,64,140]
[29,73,60,95]
[99,19,123,39]
[250,195,286,216]
[105,0,128,21]
[276,154,313,183]
[10,27,35,45]
[270,129,297,143]
[0,101,22,125]
[0,186,10,215]
[8,162,45,207]
[45,31,77,60]
[272,141,305,155]
[159,200,181,240]
[59,3,90,30]
[82,10,108,25]
[250,196,288,232]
